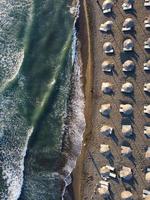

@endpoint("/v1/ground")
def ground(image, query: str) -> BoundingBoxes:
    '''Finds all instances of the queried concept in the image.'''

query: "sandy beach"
[73,0,150,199]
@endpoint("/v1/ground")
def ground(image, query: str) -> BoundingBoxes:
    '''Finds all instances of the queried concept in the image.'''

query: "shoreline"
[72,0,93,199]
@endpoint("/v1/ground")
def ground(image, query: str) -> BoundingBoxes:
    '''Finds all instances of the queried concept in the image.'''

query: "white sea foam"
[0,0,32,91]
[0,87,33,200]
[61,1,86,198]
[0,1,33,199]
[1,127,33,200]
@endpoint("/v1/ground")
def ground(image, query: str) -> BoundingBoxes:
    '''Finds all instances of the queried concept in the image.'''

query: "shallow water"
[0,0,85,199]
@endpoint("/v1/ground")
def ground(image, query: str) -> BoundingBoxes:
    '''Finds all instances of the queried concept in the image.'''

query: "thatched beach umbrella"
[122,18,134,31]
[144,126,150,137]
[145,147,150,159]
[98,187,110,197]
[123,39,134,51]
[144,17,150,28]
[122,125,133,137]
[121,82,133,93]
[120,104,133,115]
[121,191,133,200]
[101,60,114,72]
[100,166,110,177]
[100,20,113,32]
[100,125,113,136]
[100,144,110,155]
[144,83,150,93]
[144,38,150,49]
[121,146,132,157]
[103,42,114,54]
[99,104,111,116]
[123,60,135,72]
[120,166,133,180]
[144,0,150,7]
[101,82,113,94]
[144,60,150,71]
[122,0,134,11]
[144,105,150,115]
[145,172,150,183]
[102,0,113,14]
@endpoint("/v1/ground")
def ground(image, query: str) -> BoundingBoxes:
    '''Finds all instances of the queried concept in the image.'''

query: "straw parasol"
[144,17,150,28]
[103,42,114,54]
[99,104,111,116]
[144,126,150,137]
[122,18,134,31]
[98,187,109,197]
[100,166,110,177]
[144,83,150,93]
[121,146,132,157]
[121,82,133,93]
[123,39,134,51]
[101,82,113,94]
[122,125,133,137]
[120,166,133,180]
[120,104,133,115]
[100,125,113,136]
[145,147,150,159]
[121,191,133,200]
[145,172,150,183]
[101,60,114,72]
[144,0,150,7]
[144,60,150,71]
[144,38,150,49]
[102,0,113,13]
[123,60,135,72]
[100,20,113,32]
[100,144,110,155]
[144,105,150,115]
[122,0,133,11]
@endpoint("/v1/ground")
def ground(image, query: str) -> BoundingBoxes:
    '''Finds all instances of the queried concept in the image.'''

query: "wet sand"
[73,0,150,199]
[72,0,94,199]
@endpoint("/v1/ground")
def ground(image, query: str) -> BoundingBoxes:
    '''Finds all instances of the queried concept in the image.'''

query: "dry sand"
[73,0,150,200]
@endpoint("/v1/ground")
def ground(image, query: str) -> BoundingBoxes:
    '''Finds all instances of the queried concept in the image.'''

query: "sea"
[0,0,85,199]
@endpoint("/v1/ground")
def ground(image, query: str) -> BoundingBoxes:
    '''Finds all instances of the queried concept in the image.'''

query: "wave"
[1,127,34,200]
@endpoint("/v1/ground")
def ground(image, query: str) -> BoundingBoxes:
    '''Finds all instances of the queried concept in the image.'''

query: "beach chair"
[144,0,150,7]
[144,105,150,115]
[144,126,150,137]
[144,38,150,49]
[144,60,150,71]
[144,17,150,28]
[144,83,150,93]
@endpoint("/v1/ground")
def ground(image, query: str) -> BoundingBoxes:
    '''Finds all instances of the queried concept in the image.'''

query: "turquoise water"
[0,1,85,199]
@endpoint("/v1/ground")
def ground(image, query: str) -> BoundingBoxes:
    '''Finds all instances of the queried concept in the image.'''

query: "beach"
[72,0,93,199]
[73,0,150,199]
